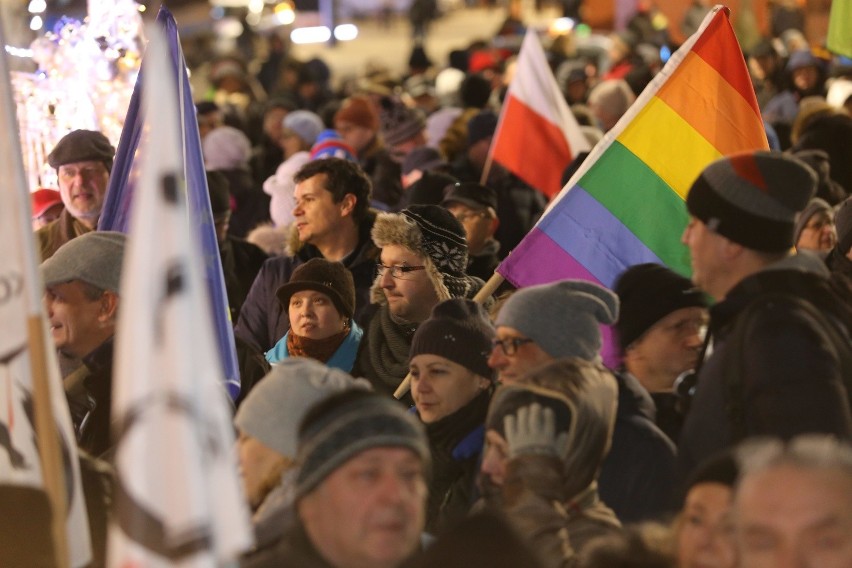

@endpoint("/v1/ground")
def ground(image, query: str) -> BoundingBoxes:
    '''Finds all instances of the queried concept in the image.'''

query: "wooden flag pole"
[27,316,70,568]
[393,272,506,399]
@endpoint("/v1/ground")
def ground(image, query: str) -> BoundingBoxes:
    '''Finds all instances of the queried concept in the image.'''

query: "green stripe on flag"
[578,142,692,276]
[828,0,852,58]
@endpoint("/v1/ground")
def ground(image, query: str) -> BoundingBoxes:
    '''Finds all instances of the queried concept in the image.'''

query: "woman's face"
[288,290,347,340]
[796,211,837,252]
[677,482,737,568]
[409,353,489,423]
[236,431,289,510]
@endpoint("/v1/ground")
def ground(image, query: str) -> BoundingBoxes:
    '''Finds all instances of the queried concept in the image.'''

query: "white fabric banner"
[107,23,253,568]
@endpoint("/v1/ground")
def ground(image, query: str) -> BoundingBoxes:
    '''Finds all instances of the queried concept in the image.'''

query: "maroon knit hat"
[334,96,380,131]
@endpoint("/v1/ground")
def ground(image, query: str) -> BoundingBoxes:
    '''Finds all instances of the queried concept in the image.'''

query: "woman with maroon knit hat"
[265,258,363,372]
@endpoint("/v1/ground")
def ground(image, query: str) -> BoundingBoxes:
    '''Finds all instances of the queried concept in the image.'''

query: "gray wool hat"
[234,358,369,458]
[294,390,430,499]
[41,231,126,293]
[495,280,619,361]
[686,151,817,252]
[283,110,324,146]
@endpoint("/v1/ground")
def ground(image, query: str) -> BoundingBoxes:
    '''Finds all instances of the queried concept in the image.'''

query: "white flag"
[108,24,253,567]
[0,15,92,568]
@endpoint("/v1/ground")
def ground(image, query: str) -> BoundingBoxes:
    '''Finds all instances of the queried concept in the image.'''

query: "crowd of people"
[23,2,852,567]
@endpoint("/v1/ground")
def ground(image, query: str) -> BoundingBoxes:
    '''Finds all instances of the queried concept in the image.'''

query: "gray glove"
[503,403,569,460]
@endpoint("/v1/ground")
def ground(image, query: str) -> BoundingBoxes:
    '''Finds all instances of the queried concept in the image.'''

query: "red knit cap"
[334,96,380,131]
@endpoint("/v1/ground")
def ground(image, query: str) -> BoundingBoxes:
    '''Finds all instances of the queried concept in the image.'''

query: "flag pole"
[1,10,70,565]
[479,150,495,185]
[26,317,70,568]
[393,271,505,399]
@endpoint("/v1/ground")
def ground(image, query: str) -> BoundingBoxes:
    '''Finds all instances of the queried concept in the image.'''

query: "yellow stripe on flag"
[618,96,721,200]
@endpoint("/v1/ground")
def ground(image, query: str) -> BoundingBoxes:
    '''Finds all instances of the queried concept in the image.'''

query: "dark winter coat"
[234,212,379,353]
[421,391,489,535]
[678,254,852,479]
[599,372,677,523]
[65,338,115,458]
[220,235,268,322]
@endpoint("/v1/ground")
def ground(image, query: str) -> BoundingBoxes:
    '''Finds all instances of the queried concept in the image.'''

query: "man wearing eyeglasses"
[613,263,709,445]
[353,204,481,397]
[35,129,115,261]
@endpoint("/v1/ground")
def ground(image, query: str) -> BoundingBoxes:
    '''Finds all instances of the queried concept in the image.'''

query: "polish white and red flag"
[490,31,590,199]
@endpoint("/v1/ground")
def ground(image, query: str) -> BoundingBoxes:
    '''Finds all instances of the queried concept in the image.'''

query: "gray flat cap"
[41,231,126,293]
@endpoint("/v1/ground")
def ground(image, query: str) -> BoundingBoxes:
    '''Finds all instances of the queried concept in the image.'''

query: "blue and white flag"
[108,22,253,568]
[99,6,241,398]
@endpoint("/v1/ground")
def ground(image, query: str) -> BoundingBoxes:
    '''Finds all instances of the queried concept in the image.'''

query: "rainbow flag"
[496,6,767,364]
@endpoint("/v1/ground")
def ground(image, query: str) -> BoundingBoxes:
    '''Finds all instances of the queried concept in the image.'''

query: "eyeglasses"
[804,217,834,231]
[58,164,105,181]
[454,211,489,223]
[491,337,534,356]
[376,263,427,280]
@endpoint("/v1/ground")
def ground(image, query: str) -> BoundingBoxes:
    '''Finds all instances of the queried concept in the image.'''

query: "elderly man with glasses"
[36,129,115,261]
[352,204,481,398]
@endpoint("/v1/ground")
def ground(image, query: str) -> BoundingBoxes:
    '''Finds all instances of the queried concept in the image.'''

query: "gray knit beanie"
[686,151,817,252]
[41,231,126,293]
[379,96,425,147]
[495,280,619,361]
[295,390,430,499]
[234,358,368,458]
[283,110,324,146]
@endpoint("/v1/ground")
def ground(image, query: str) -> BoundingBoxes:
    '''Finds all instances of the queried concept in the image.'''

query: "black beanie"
[410,299,495,379]
[614,263,708,351]
[686,151,817,252]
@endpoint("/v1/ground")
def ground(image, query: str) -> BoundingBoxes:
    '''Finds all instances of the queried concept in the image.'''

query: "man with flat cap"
[36,129,115,261]
[41,231,126,457]
[679,150,852,478]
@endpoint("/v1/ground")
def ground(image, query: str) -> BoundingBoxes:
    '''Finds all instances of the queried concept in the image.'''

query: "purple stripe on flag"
[496,234,622,368]
[497,228,603,288]
[535,186,664,288]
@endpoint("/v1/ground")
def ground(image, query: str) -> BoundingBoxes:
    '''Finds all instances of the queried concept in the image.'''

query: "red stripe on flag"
[691,10,762,118]
[491,95,575,199]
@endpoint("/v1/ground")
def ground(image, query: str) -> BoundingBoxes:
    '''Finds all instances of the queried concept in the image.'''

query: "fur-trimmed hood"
[369,207,480,305]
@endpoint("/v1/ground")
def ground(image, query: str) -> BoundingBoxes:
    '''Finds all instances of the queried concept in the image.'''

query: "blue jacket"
[265,322,363,373]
